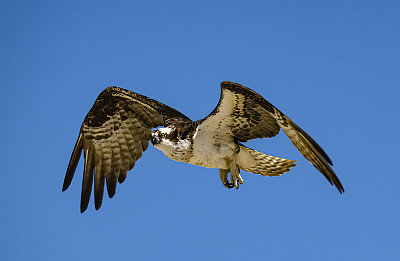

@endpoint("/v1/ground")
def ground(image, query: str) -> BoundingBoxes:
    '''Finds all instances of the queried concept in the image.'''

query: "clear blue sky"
[1,0,399,260]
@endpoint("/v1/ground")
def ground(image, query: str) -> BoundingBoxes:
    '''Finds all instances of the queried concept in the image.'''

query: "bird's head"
[151,127,176,147]
[150,126,193,158]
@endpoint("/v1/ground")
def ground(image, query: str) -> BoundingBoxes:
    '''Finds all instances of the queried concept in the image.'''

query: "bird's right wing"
[63,87,191,212]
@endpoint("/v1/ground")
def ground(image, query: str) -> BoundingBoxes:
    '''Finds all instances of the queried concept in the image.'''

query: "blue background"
[1,1,399,260]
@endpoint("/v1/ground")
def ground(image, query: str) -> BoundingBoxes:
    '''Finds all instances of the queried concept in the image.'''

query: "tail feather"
[237,145,296,176]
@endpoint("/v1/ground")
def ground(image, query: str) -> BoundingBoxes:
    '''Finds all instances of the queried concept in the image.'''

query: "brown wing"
[199,81,344,193]
[63,87,191,212]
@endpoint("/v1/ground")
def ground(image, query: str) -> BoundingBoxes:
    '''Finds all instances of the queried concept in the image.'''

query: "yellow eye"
[161,133,165,138]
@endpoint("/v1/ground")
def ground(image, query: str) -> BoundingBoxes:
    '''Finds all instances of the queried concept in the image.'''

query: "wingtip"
[326,157,334,166]
[80,192,91,213]
[337,184,345,194]
[95,203,102,211]
[62,174,74,192]
[107,190,116,199]
[80,204,88,213]
[94,185,104,210]
[106,176,117,198]
[331,177,345,194]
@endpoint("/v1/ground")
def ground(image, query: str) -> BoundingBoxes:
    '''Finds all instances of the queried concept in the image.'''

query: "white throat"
[154,138,193,163]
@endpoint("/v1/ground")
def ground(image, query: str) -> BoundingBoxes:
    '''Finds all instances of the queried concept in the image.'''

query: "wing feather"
[129,118,146,160]
[94,155,105,210]
[81,148,94,213]
[107,134,121,198]
[121,122,137,169]
[63,86,191,212]
[117,121,132,184]
[62,133,83,191]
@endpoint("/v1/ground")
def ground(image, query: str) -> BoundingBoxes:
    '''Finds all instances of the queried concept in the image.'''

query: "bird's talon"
[226,183,234,189]
[238,174,243,184]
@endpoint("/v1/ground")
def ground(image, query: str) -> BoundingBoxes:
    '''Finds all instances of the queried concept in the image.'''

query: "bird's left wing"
[198,81,344,193]
[63,87,191,212]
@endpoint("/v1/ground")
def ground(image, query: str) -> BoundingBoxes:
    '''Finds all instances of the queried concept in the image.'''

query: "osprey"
[63,81,344,212]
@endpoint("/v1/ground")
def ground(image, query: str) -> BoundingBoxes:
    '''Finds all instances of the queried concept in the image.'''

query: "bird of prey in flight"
[63,81,344,212]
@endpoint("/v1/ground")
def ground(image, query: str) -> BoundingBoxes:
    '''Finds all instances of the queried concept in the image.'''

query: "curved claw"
[219,159,244,189]
[230,173,243,189]
[226,183,234,189]
[238,174,243,184]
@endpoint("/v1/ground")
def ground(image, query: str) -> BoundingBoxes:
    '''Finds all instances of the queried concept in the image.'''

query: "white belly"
[187,127,235,169]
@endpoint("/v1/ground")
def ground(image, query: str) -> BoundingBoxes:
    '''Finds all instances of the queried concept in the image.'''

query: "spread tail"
[236,144,296,176]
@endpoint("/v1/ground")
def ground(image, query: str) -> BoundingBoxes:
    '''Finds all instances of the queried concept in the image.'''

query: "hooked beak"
[150,134,161,146]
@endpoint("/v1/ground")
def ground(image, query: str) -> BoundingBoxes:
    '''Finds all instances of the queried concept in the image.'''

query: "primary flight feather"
[63,81,344,212]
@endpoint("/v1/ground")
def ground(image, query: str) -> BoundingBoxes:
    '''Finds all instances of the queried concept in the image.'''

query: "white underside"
[190,126,257,170]
[188,127,235,169]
